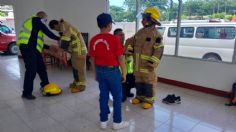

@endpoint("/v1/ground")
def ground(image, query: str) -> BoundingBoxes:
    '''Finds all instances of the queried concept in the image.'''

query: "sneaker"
[21,94,36,100]
[100,121,108,129]
[162,94,175,104]
[174,96,181,104]
[162,94,181,104]
[112,121,129,130]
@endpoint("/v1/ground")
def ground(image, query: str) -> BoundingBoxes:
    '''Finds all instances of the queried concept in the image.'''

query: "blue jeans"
[96,66,122,123]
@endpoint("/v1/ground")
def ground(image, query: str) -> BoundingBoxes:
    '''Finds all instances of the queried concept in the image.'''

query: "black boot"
[126,93,134,97]
[21,94,36,100]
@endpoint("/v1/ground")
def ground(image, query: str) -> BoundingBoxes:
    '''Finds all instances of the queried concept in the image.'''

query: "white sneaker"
[100,121,108,129]
[100,113,111,129]
[112,121,129,130]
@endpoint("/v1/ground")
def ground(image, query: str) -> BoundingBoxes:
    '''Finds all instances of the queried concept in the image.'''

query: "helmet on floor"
[42,83,62,96]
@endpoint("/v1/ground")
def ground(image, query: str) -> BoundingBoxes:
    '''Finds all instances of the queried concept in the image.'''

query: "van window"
[196,27,236,39]
[157,27,165,36]
[168,27,194,38]
[0,25,12,34]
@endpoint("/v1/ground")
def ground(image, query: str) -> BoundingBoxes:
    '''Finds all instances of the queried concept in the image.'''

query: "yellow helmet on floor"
[42,83,62,96]
[144,7,161,25]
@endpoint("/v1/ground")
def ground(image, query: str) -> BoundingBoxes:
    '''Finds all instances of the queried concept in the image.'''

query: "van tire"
[203,53,222,62]
[8,42,18,55]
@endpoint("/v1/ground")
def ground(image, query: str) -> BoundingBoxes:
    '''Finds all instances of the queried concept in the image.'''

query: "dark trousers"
[122,74,135,100]
[20,45,49,96]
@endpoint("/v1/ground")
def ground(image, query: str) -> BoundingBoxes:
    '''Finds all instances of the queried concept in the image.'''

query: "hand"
[121,73,126,83]
[124,51,133,55]
[147,62,156,72]
[49,45,59,52]
[147,62,155,68]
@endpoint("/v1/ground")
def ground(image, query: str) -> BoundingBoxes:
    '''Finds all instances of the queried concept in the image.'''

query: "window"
[157,27,165,36]
[196,27,236,39]
[0,25,12,34]
[168,27,177,37]
[107,0,236,63]
[168,27,194,38]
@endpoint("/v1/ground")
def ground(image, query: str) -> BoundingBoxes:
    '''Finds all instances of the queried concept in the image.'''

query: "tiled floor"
[0,54,236,132]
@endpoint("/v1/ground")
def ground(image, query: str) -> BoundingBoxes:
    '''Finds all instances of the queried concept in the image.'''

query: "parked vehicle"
[158,22,236,62]
[0,24,17,54]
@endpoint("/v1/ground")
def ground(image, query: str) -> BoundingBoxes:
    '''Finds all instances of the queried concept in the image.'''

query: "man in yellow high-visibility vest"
[49,19,87,93]
[17,11,60,100]
[113,28,135,102]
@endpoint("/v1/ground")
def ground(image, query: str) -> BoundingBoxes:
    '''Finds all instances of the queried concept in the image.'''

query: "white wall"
[1,0,107,42]
[158,56,236,92]
[44,0,106,40]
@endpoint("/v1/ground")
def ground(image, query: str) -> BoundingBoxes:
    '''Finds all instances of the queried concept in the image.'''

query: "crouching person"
[49,19,87,93]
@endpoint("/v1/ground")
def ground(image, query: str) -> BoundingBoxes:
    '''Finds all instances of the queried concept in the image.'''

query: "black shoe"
[21,94,36,100]
[162,95,175,104]
[162,94,181,104]
[174,96,181,104]
[225,103,236,106]
[122,96,127,102]
[126,93,134,97]
[225,103,233,106]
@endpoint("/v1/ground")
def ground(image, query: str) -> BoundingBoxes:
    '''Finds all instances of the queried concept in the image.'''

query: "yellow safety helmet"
[144,7,161,26]
[42,83,62,96]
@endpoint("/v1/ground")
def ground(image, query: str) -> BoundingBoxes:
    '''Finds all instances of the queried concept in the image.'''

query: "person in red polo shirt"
[89,13,129,130]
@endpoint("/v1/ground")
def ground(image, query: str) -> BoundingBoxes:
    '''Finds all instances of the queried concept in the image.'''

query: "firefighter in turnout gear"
[125,7,164,109]
[49,19,87,93]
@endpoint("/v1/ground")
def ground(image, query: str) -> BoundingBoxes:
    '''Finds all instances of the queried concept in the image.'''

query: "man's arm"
[118,55,126,83]
[34,18,60,40]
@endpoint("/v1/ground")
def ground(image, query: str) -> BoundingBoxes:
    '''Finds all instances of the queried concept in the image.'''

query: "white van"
[158,22,236,62]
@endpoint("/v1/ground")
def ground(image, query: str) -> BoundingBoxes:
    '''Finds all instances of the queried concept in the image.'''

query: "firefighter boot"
[69,81,76,89]
[142,102,152,109]
[70,85,81,93]
[131,98,141,104]
[78,85,86,92]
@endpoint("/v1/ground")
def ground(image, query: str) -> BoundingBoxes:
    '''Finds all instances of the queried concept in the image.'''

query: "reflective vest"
[17,16,44,53]
[126,56,134,74]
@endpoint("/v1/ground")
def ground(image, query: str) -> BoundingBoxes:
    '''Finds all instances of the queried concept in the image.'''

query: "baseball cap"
[97,13,113,28]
